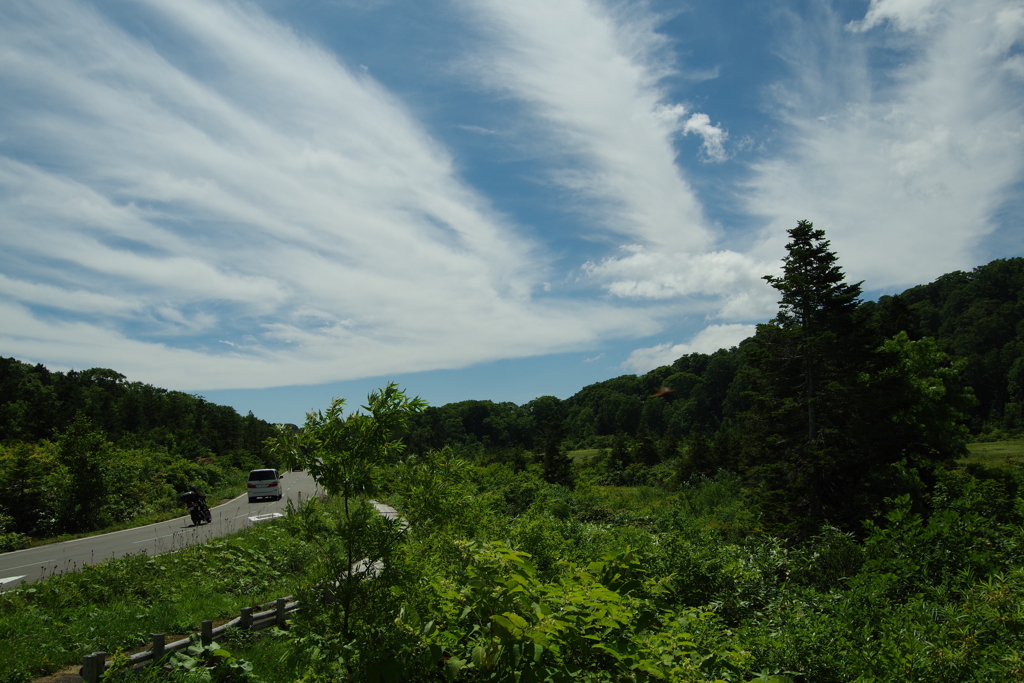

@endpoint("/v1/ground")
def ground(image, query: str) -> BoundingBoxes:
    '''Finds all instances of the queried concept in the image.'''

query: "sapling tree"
[270,383,426,652]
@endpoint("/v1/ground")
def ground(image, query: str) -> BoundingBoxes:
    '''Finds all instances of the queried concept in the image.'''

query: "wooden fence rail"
[80,596,299,683]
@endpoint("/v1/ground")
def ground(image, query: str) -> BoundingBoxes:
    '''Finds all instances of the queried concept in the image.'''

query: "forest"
[0,362,280,547]
[2,222,1024,682]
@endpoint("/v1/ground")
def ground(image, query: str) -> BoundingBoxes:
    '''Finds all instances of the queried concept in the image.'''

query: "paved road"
[0,470,321,590]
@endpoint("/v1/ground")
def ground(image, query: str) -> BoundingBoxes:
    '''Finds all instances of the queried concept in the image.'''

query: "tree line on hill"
[404,224,1023,536]
[0,361,280,546]
[407,255,1023,461]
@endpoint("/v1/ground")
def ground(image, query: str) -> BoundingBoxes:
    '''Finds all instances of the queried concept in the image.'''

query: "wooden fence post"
[81,652,106,683]
[276,597,287,628]
[151,633,165,661]
[240,607,253,630]
[201,620,213,645]
[80,654,97,683]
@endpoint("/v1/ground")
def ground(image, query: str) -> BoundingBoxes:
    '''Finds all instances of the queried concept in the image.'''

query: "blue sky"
[2,0,1023,424]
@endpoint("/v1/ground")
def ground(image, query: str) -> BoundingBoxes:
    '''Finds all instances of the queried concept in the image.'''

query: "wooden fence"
[79,596,299,683]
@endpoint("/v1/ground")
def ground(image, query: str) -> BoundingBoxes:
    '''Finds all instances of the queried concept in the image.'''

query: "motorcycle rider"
[178,484,207,507]
[179,485,210,524]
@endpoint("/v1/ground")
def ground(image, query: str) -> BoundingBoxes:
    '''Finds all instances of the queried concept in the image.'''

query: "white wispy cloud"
[746,0,1024,289]
[622,323,757,374]
[581,247,776,318]
[459,0,760,326]
[458,0,718,252]
[5,0,1019,397]
[681,112,728,162]
[0,0,659,389]
[847,0,945,33]
[618,0,1024,368]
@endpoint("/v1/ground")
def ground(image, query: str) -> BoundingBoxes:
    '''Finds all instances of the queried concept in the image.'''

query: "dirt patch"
[32,666,84,683]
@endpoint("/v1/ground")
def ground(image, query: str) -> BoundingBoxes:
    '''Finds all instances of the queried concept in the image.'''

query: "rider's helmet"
[190,485,199,493]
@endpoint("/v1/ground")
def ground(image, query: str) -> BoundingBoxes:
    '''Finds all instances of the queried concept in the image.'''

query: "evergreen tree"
[55,414,108,533]
[606,432,632,472]
[540,419,573,488]
[761,220,868,443]
[743,222,973,536]
[633,420,659,467]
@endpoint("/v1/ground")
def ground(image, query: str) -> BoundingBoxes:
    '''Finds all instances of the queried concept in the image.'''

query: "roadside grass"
[963,440,1024,469]
[107,627,298,683]
[0,516,314,683]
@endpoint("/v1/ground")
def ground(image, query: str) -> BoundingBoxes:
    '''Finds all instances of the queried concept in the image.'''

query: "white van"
[247,468,281,502]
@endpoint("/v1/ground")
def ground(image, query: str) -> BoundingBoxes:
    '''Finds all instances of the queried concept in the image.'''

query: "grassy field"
[963,440,1024,468]
[567,448,603,463]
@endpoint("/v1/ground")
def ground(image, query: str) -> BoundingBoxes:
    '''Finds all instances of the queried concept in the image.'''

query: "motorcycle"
[186,499,212,526]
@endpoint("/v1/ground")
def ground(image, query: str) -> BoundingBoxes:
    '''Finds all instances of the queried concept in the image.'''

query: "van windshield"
[249,470,277,481]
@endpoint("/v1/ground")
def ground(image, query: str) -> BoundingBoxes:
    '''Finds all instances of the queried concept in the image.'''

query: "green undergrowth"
[10,451,1024,682]
[0,514,313,683]
[264,454,1024,683]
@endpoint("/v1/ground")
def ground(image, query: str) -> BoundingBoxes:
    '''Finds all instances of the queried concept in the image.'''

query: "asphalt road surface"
[0,469,321,590]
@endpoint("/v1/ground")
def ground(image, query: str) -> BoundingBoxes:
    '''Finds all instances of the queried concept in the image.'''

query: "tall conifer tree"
[742,221,875,535]
[743,221,973,536]
[762,220,866,443]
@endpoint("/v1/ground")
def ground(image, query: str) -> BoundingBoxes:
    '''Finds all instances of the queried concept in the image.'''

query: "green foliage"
[403,350,746,459]
[0,511,29,552]
[397,540,750,682]
[165,637,255,683]
[0,357,278,457]
[878,256,1024,433]
[54,415,109,532]
[540,419,573,489]
[10,447,1024,683]
[274,383,426,500]
[267,383,426,678]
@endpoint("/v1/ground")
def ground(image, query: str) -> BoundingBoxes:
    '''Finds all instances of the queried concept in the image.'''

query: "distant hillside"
[0,357,277,459]
[867,256,1024,434]
[405,257,1024,455]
